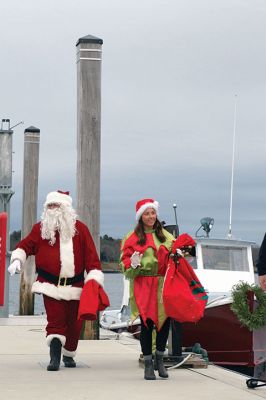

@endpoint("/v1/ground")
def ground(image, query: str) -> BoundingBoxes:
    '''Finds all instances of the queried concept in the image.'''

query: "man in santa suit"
[8,190,103,371]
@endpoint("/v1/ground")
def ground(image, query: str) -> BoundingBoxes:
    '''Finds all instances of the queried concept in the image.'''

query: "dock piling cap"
[76,35,103,46]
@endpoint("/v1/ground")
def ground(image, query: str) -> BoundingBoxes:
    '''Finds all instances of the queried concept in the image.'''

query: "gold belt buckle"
[58,277,67,286]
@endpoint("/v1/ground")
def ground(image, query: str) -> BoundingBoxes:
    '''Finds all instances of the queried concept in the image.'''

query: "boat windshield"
[201,245,249,271]
[185,255,198,269]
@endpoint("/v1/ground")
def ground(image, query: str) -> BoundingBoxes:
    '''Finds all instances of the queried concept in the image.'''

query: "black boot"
[155,352,168,378]
[47,338,62,371]
[63,355,76,368]
[144,359,156,380]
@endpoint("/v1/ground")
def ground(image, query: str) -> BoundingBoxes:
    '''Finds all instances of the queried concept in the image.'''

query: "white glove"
[175,248,184,257]
[8,260,21,276]
[130,251,143,269]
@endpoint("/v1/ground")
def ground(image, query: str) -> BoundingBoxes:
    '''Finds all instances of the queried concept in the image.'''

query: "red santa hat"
[44,190,72,207]
[135,198,159,221]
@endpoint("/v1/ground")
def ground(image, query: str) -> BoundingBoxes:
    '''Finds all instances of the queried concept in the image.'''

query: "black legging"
[140,317,170,356]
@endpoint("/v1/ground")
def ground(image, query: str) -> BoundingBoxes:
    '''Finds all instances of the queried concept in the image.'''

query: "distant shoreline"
[102,262,121,273]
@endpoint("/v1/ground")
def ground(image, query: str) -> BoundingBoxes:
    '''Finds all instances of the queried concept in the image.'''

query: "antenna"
[173,203,179,237]
[228,94,237,238]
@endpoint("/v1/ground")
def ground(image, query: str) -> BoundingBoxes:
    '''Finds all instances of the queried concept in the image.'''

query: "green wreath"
[231,281,266,331]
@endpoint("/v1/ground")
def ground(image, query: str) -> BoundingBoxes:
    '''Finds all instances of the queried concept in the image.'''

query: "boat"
[178,234,262,375]
[100,223,264,376]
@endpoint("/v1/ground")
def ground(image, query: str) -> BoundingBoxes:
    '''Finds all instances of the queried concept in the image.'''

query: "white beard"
[41,205,77,245]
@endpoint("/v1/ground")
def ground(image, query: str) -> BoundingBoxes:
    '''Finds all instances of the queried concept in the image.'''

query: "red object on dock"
[0,212,7,306]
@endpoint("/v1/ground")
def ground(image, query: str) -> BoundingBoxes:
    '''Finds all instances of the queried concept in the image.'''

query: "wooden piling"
[19,126,40,315]
[76,35,103,339]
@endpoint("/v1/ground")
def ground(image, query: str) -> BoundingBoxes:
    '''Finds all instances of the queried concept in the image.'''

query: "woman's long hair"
[134,218,166,246]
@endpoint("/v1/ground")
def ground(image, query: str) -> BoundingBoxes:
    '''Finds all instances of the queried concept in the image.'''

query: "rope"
[115,330,141,340]
[167,353,193,370]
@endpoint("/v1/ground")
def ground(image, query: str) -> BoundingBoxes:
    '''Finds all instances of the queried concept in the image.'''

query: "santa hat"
[44,190,72,207]
[135,198,159,221]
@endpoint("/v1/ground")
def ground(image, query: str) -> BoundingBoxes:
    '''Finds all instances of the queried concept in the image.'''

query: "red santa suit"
[11,219,103,357]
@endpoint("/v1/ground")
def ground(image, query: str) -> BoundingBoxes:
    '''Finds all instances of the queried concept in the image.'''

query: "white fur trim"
[32,281,82,301]
[44,191,72,207]
[135,200,159,221]
[11,248,27,265]
[59,237,75,277]
[85,269,104,287]
[46,334,66,347]
[62,348,76,357]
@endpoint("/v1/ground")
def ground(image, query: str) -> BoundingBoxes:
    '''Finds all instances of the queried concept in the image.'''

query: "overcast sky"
[1,0,266,244]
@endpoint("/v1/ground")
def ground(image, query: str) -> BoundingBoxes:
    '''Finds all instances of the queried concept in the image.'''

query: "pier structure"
[0,119,14,317]
[0,316,261,400]
[76,35,103,339]
[19,126,40,315]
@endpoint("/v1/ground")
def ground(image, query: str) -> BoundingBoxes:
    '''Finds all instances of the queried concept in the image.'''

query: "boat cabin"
[187,237,256,294]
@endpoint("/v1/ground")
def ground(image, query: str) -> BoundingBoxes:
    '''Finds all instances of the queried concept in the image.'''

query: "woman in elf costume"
[120,198,175,380]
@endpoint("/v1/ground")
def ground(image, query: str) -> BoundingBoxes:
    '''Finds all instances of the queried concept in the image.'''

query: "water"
[9,272,124,315]
[9,270,259,315]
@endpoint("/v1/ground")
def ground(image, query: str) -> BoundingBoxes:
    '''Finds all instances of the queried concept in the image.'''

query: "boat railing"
[206,294,231,308]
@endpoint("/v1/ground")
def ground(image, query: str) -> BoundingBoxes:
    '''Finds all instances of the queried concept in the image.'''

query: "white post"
[228,95,237,239]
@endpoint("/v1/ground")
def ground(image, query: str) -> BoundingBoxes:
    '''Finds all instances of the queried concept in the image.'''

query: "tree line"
[10,231,121,263]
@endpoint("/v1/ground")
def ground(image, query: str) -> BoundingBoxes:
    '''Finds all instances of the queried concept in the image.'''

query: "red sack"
[162,234,208,323]
[78,280,110,321]
[172,233,196,253]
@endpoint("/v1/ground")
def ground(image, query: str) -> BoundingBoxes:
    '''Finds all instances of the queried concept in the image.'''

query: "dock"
[0,316,265,399]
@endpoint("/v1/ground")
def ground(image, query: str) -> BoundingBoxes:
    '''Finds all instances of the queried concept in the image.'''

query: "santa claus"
[8,190,103,371]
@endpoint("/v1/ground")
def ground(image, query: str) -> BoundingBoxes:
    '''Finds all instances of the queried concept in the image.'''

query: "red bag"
[78,280,110,321]
[162,234,208,323]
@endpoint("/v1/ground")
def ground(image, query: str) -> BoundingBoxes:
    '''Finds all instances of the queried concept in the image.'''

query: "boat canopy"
[190,238,255,294]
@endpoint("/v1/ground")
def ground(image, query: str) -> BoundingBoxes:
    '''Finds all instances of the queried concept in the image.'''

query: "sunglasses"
[47,203,60,208]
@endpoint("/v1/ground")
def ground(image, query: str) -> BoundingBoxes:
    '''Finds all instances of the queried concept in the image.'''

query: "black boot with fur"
[47,338,62,371]
[63,355,76,368]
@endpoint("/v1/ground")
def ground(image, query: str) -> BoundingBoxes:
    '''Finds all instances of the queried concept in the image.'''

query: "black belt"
[36,268,84,286]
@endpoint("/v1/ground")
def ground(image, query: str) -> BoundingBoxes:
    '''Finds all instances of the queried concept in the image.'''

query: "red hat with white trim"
[135,198,159,221]
[44,190,72,207]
